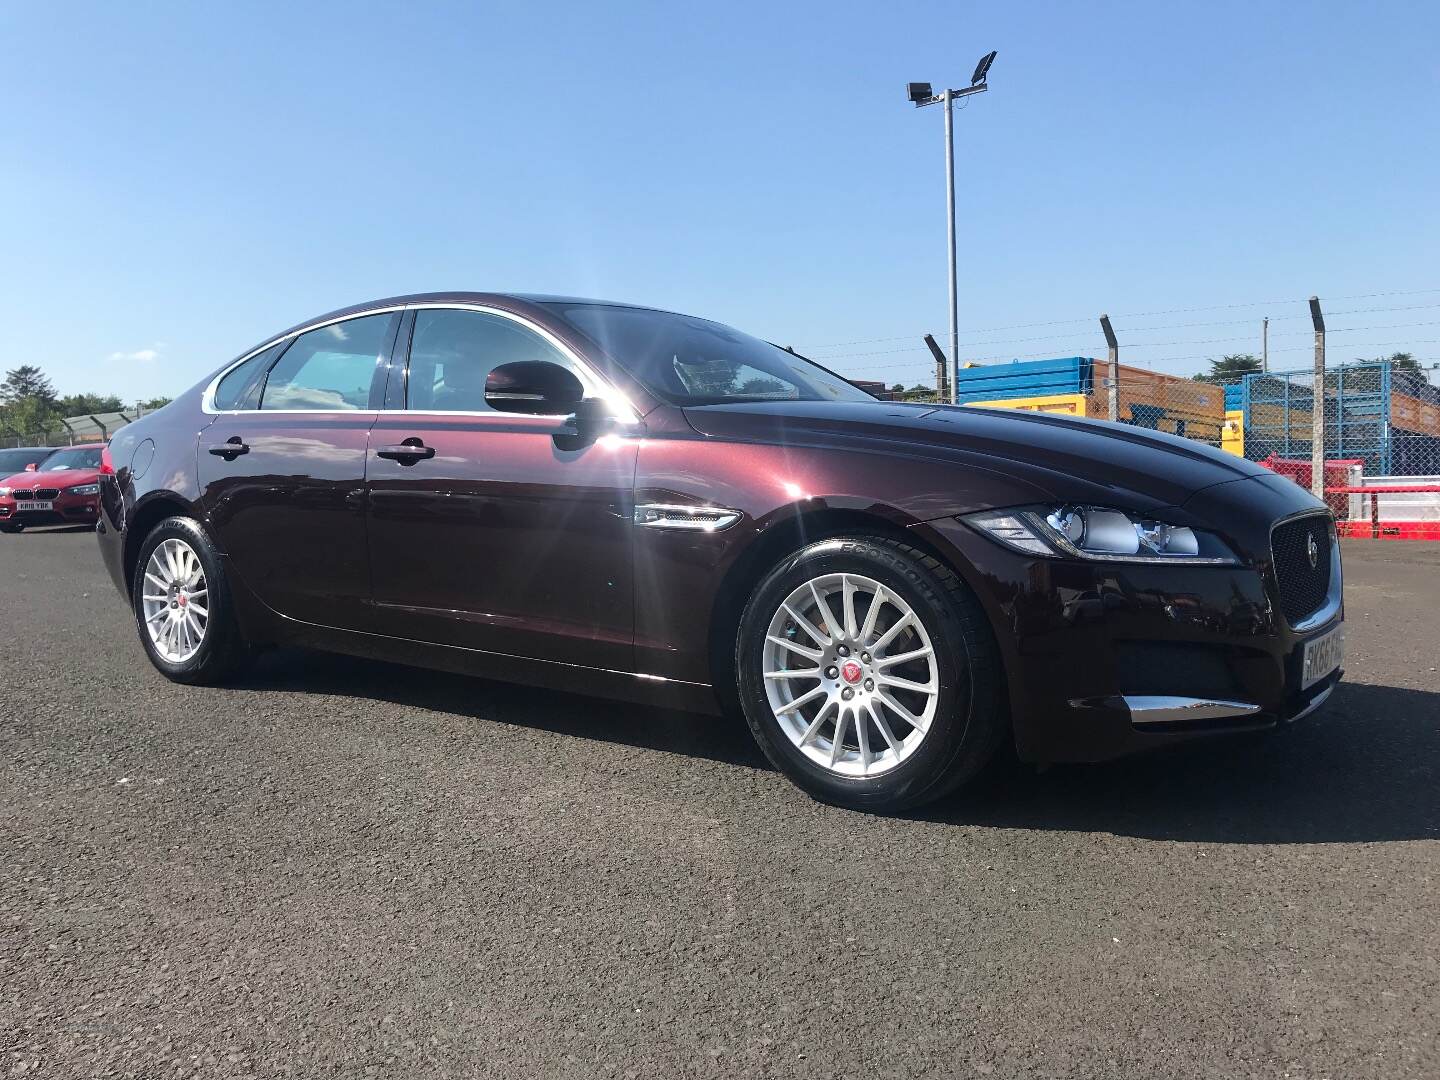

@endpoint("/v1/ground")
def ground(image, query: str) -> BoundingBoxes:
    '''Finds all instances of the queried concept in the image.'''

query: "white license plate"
[1301,623,1345,689]
[15,500,52,512]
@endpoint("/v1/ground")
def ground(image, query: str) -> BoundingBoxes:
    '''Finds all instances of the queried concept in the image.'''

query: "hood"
[8,467,102,489]
[681,399,1272,511]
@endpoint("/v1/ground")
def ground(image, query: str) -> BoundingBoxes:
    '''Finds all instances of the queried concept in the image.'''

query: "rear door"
[365,304,638,670]
[198,310,400,630]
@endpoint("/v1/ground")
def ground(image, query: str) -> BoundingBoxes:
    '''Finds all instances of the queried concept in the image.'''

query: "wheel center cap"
[840,659,864,685]
[177,593,188,608]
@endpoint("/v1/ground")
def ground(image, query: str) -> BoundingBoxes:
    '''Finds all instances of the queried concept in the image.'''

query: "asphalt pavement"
[2,529,1437,1078]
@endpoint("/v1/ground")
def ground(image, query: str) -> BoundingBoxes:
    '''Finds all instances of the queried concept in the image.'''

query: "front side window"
[213,342,286,411]
[405,309,583,413]
[39,447,103,471]
[259,313,394,411]
[540,302,874,406]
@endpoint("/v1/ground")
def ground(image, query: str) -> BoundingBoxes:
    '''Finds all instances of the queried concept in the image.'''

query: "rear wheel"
[131,517,251,684]
[736,536,1006,812]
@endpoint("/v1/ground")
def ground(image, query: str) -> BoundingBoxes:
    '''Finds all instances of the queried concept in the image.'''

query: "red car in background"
[0,443,107,533]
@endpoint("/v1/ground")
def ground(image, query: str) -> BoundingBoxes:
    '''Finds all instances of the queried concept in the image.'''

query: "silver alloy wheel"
[141,537,210,664]
[762,572,940,777]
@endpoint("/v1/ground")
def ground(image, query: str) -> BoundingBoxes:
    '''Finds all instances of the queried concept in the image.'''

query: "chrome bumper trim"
[1288,682,1335,723]
[1122,695,1263,728]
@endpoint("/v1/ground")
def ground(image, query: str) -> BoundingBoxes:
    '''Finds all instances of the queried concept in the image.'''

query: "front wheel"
[131,516,251,684]
[735,536,1006,812]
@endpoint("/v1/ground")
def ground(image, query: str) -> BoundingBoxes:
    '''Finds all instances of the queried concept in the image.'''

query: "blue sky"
[1,0,1436,401]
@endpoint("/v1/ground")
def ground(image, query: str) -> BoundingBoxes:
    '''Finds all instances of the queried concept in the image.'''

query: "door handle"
[376,440,436,464]
[208,437,249,460]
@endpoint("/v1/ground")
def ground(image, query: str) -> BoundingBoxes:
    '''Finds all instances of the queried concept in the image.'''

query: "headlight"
[964,505,1239,565]
[68,484,100,496]
[0,487,9,497]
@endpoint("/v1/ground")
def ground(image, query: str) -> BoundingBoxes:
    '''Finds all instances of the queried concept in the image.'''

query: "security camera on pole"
[907,50,996,406]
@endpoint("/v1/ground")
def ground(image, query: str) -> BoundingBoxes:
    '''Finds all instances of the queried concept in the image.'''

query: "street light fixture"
[907,50,997,405]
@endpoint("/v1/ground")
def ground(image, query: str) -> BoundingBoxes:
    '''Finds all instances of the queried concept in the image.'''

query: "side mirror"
[484,361,584,416]
[554,397,617,451]
[24,463,38,471]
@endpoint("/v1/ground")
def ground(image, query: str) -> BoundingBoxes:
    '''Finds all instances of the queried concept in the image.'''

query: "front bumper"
[0,490,100,527]
[916,497,1343,764]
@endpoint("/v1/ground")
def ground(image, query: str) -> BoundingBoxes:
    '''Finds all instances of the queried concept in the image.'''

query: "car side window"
[405,309,584,413]
[213,342,285,411]
[259,313,394,411]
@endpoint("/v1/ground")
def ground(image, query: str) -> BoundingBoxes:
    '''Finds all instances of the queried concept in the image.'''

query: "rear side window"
[212,342,285,411]
[260,313,395,411]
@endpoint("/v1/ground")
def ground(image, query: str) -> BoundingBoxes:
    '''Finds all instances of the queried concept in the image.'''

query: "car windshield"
[0,448,51,473]
[541,303,874,407]
[39,447,102,471]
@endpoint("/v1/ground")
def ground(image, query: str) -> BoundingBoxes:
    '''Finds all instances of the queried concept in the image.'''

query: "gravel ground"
[2,530,1437,1079]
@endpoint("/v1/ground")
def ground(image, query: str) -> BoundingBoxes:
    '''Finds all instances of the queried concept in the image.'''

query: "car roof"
[266,292,679,342]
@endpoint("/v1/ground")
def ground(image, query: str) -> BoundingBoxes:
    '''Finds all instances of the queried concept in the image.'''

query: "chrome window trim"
[1269,509,1343,633]
[201,306,407,415]
[202,302,640,424]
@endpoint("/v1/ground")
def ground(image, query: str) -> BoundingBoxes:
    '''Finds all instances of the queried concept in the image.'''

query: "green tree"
[1,365,57,406]
[0,365,61,438]
[58,392,125,415]
[1380,351,1420,374]
[0,396,59,438]
[1194,354,1263,383]
[139,396,173,411]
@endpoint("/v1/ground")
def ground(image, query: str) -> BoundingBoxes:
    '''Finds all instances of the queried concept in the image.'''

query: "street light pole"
[943,88,958,405]
[907,51,996,406]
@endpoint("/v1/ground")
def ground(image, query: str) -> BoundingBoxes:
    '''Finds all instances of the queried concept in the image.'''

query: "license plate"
[1301,623,1345,689]
[15,500,52,512]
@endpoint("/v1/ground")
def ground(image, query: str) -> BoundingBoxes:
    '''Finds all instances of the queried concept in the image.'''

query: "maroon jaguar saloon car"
[97,293,1343,810]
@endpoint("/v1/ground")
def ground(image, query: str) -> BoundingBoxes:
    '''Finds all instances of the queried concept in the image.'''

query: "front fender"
[631,434,1049,684]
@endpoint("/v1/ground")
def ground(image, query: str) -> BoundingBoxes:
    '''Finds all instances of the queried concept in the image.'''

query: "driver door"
[365,306,638,671]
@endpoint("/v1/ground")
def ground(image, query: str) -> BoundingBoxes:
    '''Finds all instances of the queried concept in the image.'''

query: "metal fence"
[0,409,152,450]
[1236,363,1440,477]
[879,353,1440,537]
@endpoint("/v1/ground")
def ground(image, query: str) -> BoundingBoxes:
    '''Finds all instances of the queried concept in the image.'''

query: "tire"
[735,536,1006,813]
[131,516,251,685]
[0,523,24,533]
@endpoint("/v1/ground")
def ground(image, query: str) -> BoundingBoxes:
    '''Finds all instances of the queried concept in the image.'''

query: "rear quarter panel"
[99,392,213,597]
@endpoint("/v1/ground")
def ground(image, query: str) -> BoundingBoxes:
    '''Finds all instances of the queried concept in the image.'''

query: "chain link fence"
[0,408,152,450]
[897,353,1440,538]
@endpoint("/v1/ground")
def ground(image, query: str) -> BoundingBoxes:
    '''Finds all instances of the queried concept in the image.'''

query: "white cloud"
[108,345,163,363]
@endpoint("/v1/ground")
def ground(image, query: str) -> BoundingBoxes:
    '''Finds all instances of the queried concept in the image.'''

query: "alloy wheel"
[141,537,210,664]
[762,572,940,777]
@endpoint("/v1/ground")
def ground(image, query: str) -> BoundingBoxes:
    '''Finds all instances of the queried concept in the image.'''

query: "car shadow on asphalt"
[238,652,1438,845]
[235,649,771,770]
[935,681,1440,844]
